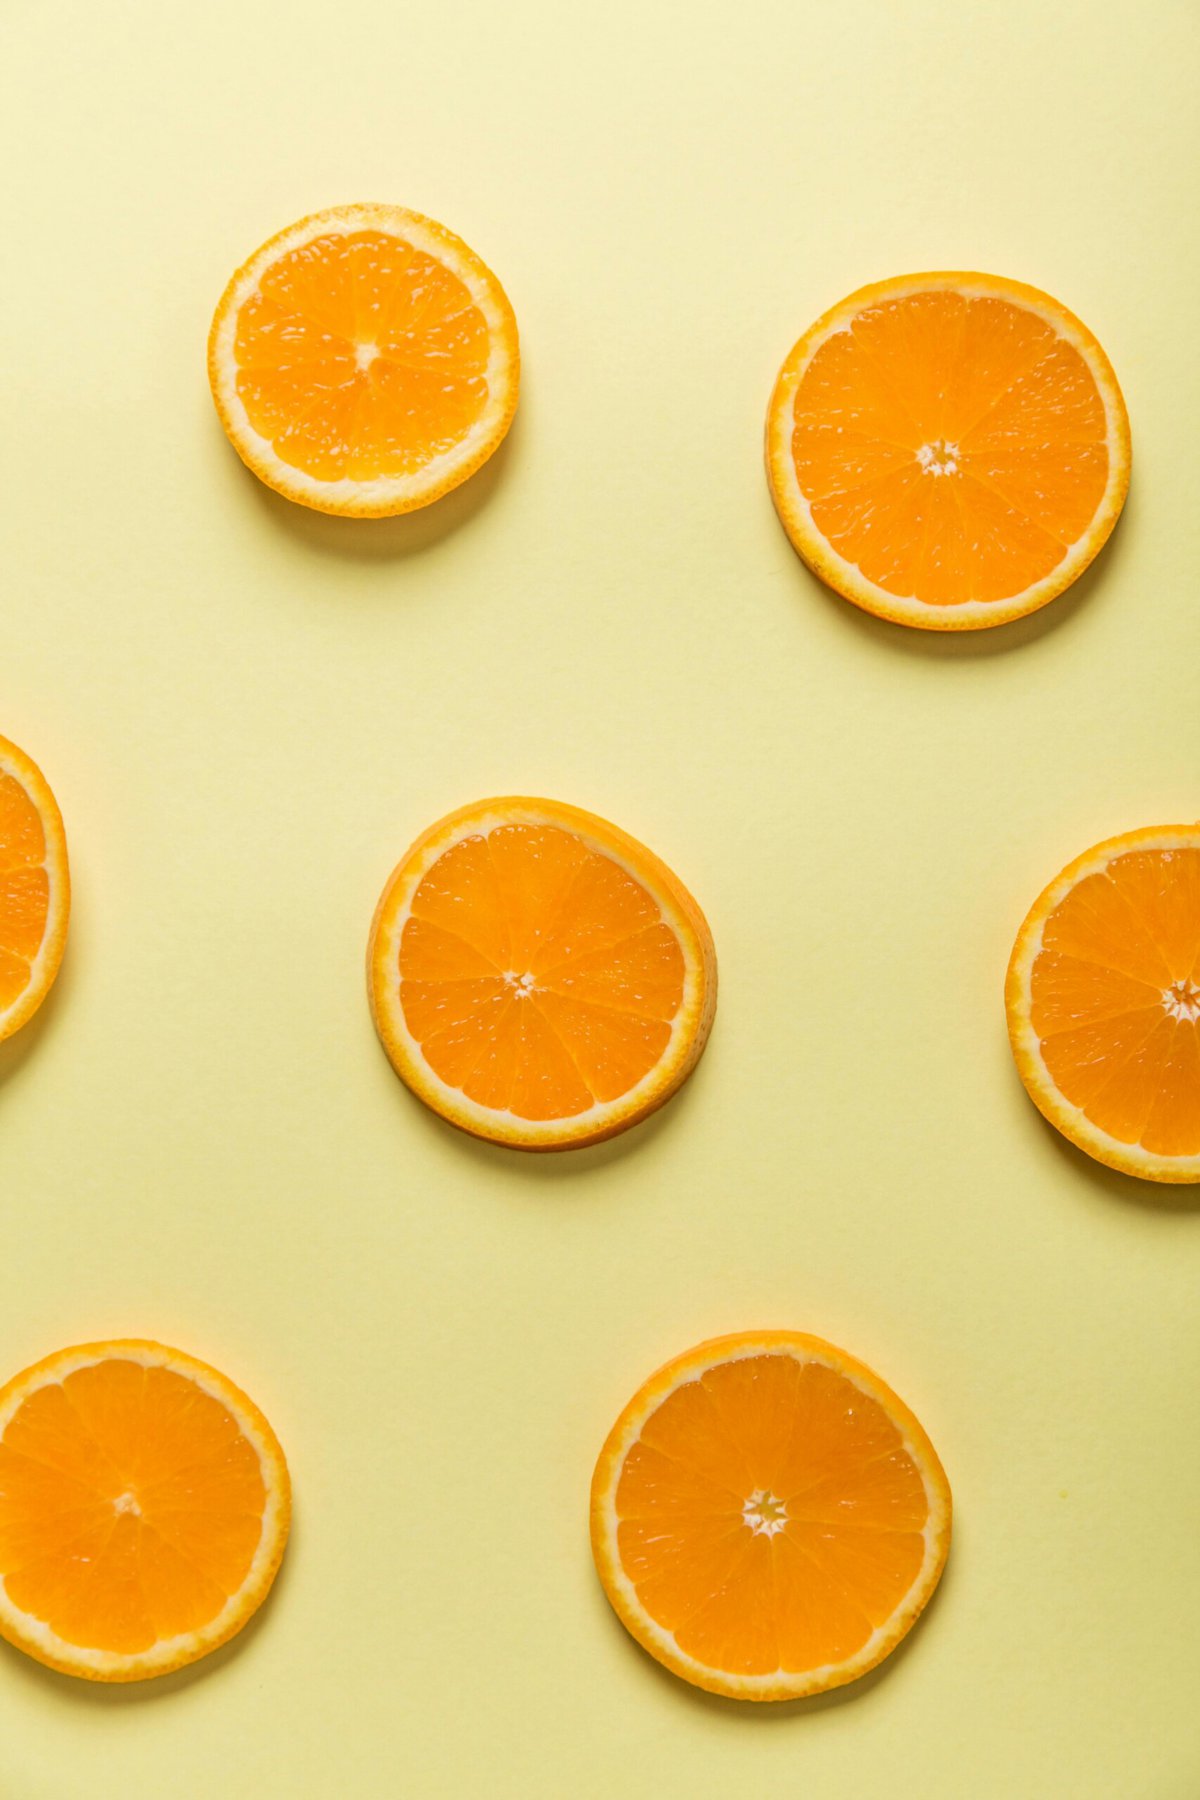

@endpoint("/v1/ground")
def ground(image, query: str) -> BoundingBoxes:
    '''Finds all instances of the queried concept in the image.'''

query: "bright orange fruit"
[0,1341,290,1681]
[766,272,1130,630]
[0,733,69,1044]
[208,203,519,517]
[591,1331,951,1700]
[1007,825,1200,1182]
[368,798,717,1150]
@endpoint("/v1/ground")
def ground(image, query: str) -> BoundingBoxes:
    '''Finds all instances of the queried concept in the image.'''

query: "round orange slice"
[368,798,717,1151]
[0,733,69,1044]
[0,1340,290,1681]
[591,1331,951,1701]
[208,203,519,517]
[1007,825,1200,1182]
[766,272,1130,630]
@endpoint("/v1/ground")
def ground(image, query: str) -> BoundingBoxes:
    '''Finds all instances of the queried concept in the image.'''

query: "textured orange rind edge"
[764,270,1132,632]
[207,202,520,518]
[0,1339,291,1682]
[366,797,718,1151]
[1005,823,1200,1184]
[589,1329,952,1701]
[0,733,70,1044]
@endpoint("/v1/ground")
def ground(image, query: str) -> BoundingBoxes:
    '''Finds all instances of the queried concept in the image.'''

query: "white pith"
[0,738,69,1038]
[1161,979,1200,1024]
[210,205,517,512]
[371,803,711,1148]
[766,272,1130,629]
[0,1342,289,1679]
[742,1488,788,1538]
[916,438,960,477]
[1008,827,1200,1182]
[593,1337,951,1700]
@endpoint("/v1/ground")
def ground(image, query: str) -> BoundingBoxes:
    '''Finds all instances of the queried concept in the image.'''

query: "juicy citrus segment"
[0,1341,290,1681]
[0,734,69,1043]
[209,204,518,516]
[368,799,717,1150]
[591,1332,951,1700]
[1007,827,1200,1181]
[766,273,1130,630]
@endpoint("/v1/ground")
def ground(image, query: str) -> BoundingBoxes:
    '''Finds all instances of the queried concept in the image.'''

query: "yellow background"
[2,1,1198,1793]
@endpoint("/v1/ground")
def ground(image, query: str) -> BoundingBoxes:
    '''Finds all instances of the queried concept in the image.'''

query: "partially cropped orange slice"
[766,272,1130,630]
[0,733,69,1043]
[208,204,519,517]
[0,1341,290,1681]
[1007,825,1200,1182]
[368,798,717,1150]
[591,1331,951,1701]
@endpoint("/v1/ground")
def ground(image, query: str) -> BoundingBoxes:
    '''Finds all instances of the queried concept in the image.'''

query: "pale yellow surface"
[0,1,1197,1794]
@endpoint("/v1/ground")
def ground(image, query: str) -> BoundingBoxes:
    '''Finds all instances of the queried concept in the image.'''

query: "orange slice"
[766,272,1130,630]
[368,798,717,1150]
[208,204,519,517]
[591,1331,951,1701]
[0,1340,290,1681]
[1006,825,1200,1182]
[0,733,69,1044]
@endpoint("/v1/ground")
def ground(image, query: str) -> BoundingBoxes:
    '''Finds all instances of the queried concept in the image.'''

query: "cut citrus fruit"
[1007,825,1200,1182]
[0,733,69,1044]
[208,203,519,517]
[766,272,1130,630]
[0,1340,290,1681]
[368,797,717,1150]
[591,1331,951,1701]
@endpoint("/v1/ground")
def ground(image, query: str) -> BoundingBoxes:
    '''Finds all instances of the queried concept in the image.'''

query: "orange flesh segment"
[234,231,490,481]
[614,1354,928,1676]
[791,291,1109,605]
[399,825,684,1120]
[1030,849,1200,1156]
[0,771,50,1011]
[0,1362,266,1654]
